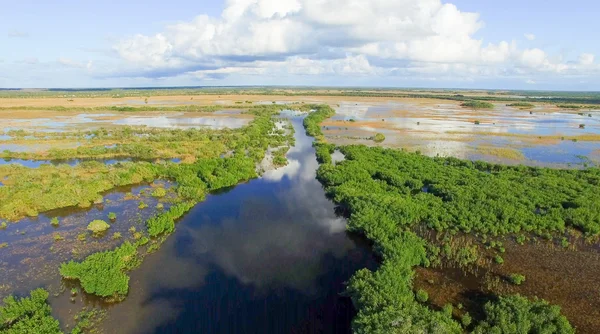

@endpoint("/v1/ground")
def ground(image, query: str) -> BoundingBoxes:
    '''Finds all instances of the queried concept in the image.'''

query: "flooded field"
[0,111,252,133]
[0,181,177,298]
[322,101,600,167]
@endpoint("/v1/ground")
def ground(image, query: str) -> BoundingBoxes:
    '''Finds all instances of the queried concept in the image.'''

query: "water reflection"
[99,113,376,334]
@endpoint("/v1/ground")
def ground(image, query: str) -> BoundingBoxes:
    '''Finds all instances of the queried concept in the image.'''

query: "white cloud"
[58,58,93,70]
[579,53,595,66]
[524,33,535,41]
[109,0,599,82]
[526,79,536,84]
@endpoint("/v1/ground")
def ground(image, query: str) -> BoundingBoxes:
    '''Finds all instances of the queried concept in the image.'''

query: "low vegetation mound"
[461,100,495,109]
[372,133,386,143]
[87,220,110,233]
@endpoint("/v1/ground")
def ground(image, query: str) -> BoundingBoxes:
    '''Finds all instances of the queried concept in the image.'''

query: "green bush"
[473,295,574,334]
[59,242,139,300]
[509,273,526,285]
[372,133,386,143]
[151,187,167,198]
[461,101,494,109]
[0,288,61,333]
[415,289,429,303]
[87,220,110,233]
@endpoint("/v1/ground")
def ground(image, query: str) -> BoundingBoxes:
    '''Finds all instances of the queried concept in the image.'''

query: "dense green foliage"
[461,101,495,109]
[302,104,335,141]
[0,288,61,333]
[147,202,195,237]
[507,102,535,108]
[473,295,574,334]
[59,242,140,300]
[318,145,600,237]
[304,108,581,332]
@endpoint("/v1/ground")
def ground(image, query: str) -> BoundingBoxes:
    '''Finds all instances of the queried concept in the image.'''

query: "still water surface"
[97,113,376,333]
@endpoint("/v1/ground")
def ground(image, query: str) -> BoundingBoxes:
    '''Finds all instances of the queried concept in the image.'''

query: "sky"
[1,0,598,90]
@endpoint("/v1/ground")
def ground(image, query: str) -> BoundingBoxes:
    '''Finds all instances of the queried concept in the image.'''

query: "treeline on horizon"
[2,87,600,105]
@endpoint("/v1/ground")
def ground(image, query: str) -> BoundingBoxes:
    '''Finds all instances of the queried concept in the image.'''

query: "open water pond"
[0,112,253,132]
[72,113,377,333]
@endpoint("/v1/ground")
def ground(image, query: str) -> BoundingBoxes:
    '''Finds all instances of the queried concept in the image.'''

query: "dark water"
[99,114,377,334]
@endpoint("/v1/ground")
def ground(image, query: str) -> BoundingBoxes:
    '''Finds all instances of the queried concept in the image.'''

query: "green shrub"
[461,101,494,109]
[59,242,139,300]
[151,187,167,198]
[87,220,110,233]
[372,133,386,143]
[415,289,429,303]
[473,295,574,333]
[509,273,526,285]
[461,312,472,327]
[0,288,61,333]
[494,255,504,264]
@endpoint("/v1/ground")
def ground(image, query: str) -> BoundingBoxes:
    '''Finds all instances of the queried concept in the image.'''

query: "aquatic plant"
[147,202,194,237]
[0,243,7,249]
[87,220,110,233]
[53,233,63,242]
[108,212,117,221]
[151,187,167,198]
[0,222,7,230]
[0,288,61,333]
[138,201,148,209]
[112,232,122,240]
[50,217,59,227]
[372,133,386,143]
[60,242,140,300]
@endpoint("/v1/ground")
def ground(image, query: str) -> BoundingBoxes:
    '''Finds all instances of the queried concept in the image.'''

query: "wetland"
[1,88,599,333]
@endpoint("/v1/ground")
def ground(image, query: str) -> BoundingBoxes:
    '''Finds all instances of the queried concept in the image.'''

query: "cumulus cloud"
[110,0,599,81]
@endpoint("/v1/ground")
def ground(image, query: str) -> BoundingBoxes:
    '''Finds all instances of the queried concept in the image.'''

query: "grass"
[476,146,525,161]
[507,102,535,108]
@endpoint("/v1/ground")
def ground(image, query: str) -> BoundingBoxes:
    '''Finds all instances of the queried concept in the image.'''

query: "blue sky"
[1,0,598,90]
